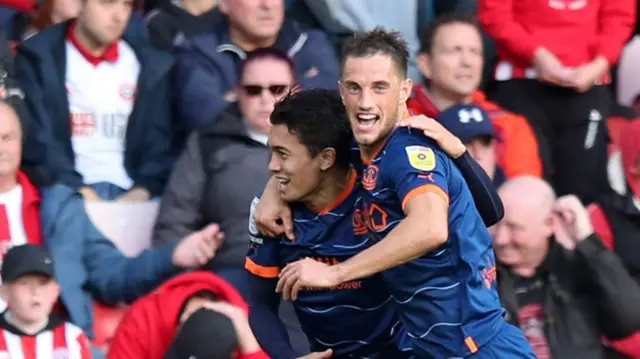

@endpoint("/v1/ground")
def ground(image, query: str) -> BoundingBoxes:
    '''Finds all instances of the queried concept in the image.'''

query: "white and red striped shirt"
[0,316,91,359]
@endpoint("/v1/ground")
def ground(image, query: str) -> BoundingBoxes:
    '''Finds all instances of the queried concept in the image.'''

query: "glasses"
[241,84,288,97]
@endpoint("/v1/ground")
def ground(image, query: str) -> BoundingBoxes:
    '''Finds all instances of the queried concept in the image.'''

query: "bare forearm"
[334,213,446,283]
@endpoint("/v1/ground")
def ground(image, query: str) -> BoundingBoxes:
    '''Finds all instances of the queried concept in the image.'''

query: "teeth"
[357,114,377,120]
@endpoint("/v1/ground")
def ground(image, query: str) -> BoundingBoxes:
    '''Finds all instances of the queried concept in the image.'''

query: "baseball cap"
[1,244,55,283]
[164,308,239,359]
[437,104,495,144]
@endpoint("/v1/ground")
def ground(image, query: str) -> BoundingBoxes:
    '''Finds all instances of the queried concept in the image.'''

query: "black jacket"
[498,235,640,359]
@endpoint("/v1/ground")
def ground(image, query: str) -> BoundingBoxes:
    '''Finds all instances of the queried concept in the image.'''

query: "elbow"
[419,226,448,252]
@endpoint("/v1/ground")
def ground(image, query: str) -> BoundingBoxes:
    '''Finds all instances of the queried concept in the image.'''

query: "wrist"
[452,143,466,159]
[331,263,348,285]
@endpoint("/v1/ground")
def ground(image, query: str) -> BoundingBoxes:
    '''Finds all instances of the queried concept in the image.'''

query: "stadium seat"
[85,200,159,352]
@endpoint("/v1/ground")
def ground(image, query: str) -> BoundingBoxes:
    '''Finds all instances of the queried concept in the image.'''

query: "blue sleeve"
[133,65,176,196]
[245,196,282,278]
[453,152,504,226]
[84,220,181,304]
[173,41,231,132]
[386,136,450,211]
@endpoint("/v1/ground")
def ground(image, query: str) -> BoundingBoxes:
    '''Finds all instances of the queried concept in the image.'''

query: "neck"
[180,0,216,15]
[423,85,471,111]
[305,169,351,212]
[5,311,48,335]
[511,243,548,278]
[229,26,276,52]
[0,174,17,193]
[73,23,109,57]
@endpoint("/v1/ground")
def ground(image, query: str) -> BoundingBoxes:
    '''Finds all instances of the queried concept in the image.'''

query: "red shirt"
[107,271,269,359]
[478,0,636,81]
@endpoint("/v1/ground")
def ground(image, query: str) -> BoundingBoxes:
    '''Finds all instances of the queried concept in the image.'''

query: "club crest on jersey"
[405,146,436,171]
[118,84,136,103]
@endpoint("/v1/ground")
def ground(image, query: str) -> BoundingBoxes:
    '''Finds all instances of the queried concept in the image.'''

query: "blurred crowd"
[0,0,635,358]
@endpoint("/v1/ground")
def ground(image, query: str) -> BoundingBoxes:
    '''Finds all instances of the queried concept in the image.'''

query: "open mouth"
[355,113,380,130]
[275,177,290,191]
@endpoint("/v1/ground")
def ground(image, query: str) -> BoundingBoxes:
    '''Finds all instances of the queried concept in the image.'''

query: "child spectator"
[0,244,91,357]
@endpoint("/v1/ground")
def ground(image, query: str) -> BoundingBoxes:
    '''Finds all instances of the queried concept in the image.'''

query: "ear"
[319,148,337,171]
[337,81,346,103]
[417,53,432,80]
[400,78,413,104]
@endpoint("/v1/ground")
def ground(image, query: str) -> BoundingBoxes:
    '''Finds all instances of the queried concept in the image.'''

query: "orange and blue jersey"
[245,170,412,359]
[351,127,506,358]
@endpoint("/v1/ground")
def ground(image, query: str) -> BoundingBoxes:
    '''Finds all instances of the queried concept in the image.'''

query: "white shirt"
[0,185,26,271]
[66,40,140,190]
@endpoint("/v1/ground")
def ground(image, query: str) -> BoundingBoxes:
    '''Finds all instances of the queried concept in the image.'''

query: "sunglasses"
[241,84,288,97]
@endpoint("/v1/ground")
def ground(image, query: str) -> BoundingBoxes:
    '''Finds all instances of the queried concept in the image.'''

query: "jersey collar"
[66,21,119,66]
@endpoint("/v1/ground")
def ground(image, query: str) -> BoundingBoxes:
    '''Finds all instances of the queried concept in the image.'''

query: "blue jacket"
[15,20,176,196]
[173,19,340,132]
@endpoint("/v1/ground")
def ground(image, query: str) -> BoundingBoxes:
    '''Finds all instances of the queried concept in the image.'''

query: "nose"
[492,224,510,246]
[358,90,375,111]
[268,154,281,174]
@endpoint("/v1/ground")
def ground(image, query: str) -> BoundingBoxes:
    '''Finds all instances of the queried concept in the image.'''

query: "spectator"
[0,244,91,357]
[0,28,28,126]
[24,0,81,39]
[173,0,339,132]
[14,0,177,340]
[406,13,542,180]
[437,103,506,186]
[478,0,636,204]
[0,102,40,309]
[108,271,268,359]
[154,48,308,354]
[145,0,221,52]
[494,176,640,359]
[589,120,640,276]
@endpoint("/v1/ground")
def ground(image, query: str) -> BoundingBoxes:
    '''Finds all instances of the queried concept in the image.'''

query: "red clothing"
[107,271,269,359]
[478,0,635,81]
[0,0,34,11]
[17,170,42,246]
[406,85,542,178]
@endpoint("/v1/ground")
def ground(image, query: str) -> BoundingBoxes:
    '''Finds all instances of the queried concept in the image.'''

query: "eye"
[347,85,360,94]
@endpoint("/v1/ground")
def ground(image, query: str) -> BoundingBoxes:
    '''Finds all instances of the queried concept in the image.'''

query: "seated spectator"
[0,101,40,306]
[23,0,80,39]
[108,271,268,359]
[436,103,506,186]
[406,13,542,180]
[494,176,640,359]
[0,29,28,123]
[0,244,91,357]
[173,0,339,132]
[145,0,221,52]
[14,0,180,340]
[154,47,308,354]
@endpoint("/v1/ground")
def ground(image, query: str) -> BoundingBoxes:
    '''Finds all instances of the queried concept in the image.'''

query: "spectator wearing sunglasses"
[153,47,309,356]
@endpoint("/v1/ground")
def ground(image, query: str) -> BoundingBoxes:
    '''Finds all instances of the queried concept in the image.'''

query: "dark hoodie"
[152,104,271,270]
[107,271,268,359]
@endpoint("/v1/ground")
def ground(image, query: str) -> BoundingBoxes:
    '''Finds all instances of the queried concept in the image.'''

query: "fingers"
[276,263,299,300]
[290,279,304,301]
[282,206,295,240]
[320,349,333,358]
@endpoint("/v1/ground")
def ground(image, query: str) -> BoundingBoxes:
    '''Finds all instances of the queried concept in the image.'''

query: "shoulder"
[386,128,443,159]
[18,23,65,58]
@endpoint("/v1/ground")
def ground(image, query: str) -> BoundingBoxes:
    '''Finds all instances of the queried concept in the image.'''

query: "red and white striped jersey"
[0,316,91,359]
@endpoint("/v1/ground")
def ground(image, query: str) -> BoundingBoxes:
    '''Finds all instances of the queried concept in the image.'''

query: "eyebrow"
[270,145,290,154]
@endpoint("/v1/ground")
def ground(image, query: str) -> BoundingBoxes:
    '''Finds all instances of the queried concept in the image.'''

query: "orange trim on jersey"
[401,184,449,211]
[245,257,280,278]
[465,336,479,353]
[307,168,358,214]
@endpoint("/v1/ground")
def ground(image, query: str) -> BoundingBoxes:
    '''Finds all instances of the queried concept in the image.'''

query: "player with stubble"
[256,29,536,358]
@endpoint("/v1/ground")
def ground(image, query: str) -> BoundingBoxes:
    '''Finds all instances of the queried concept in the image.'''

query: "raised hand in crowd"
[552,194,594,250]
[198,301,262,355]
[172,223,224,268]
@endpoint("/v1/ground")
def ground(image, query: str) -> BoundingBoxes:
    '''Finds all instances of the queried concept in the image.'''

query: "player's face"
[238,58,294,134]
[418,23,483,100]
[491,198,553,267]
[466,137,496,179]
[268,124,324,202]
[6,274,60,324]
[339,54,412,155]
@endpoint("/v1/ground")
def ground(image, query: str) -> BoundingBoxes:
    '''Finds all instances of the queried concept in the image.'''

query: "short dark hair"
[270,89,352,170]
[419,13,480,54]
[238,47,296,82]
[340,27,409,78]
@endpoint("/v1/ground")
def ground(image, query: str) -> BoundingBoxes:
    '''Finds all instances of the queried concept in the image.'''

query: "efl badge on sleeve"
[405,146,436,171]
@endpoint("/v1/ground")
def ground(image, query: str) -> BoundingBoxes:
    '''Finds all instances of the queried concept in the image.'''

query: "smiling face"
[339,53,412,157]
[267,124,326,202]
